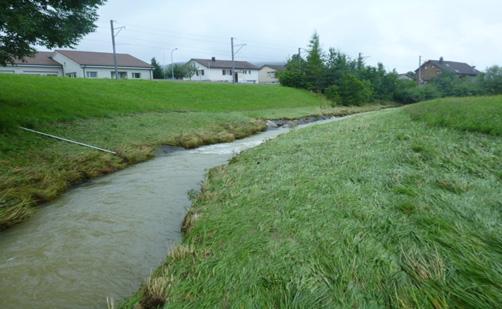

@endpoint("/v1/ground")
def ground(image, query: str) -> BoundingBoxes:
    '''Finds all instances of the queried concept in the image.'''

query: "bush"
[324,85,340,106]
[394,81,441,104]
[327,74,373,106]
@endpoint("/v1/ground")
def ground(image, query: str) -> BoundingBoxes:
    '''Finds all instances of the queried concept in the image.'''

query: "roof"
[55,50,152,68]
[13,51,60,66]
[190,58,258,70]
[260,64,285,71]
[420,59,479,76]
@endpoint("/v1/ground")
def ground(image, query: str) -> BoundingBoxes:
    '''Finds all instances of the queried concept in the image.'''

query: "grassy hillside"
[130,97,502,308]
[406,95,502,135]
[0,75,392,230]
[0,74,327,129]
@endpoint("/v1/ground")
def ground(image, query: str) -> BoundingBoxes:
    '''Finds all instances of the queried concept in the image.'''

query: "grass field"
[0,75,392,230]
[0,74,328,129]
[128,96,502,308]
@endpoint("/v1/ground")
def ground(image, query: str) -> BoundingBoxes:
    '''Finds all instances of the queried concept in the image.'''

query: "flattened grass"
[132,98,502,307]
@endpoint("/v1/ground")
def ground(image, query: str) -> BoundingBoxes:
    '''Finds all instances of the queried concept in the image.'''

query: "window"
[222,69,226,75]
[200,70,205,76]
[111,71,127,79]
[132,72,141,79]
[66,73,77,78]
[86,71,97,78]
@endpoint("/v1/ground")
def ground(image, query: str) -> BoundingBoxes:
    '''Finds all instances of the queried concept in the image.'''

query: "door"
[234,72,238,83]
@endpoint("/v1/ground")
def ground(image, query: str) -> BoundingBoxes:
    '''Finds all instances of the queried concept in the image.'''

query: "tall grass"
[129,98,502,307]
[405,95,502,135]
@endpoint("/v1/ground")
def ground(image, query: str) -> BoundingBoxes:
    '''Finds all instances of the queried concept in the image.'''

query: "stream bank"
[0,116,345,309]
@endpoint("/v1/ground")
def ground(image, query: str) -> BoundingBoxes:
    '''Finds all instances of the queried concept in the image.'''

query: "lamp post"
[170,48,178,80]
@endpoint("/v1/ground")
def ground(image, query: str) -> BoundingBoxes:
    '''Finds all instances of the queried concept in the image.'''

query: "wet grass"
[0,112,266,230]
[130,97,502,308]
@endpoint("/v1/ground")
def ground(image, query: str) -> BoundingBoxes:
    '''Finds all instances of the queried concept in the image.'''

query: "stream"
[0,117,340,308]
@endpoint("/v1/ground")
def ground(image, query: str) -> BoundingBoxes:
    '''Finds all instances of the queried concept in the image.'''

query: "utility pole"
[417,55,422,86]
[231,37,235,83]
[170,48,178,80]
[298,48,301,58]
[230,37,246,84]
[110,20,125,80]
[110,20,118,80]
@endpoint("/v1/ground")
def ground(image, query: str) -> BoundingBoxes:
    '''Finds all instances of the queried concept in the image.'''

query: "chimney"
[211,57,216,62]
[439,56,444,63]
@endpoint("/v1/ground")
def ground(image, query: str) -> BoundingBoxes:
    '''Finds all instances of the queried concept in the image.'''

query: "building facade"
[258,64,285,84]
[0,51,63,76]
[417,57,479,83]
[187,58,259,83]
[1,50,153,80]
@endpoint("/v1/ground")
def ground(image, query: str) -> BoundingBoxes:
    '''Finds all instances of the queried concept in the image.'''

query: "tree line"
[279,33,502,105]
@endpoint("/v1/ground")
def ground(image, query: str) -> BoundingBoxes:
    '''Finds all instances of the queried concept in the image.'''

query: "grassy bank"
[0,74,393,230]
[0,75,327,129]
[131,97,502,308]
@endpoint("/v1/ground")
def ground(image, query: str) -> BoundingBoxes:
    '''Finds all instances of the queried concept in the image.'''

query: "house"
[258,64,285,84]
[186,58,259,83]
[417,57,479,83]
[0,51,63,76]
[0,50,153,79]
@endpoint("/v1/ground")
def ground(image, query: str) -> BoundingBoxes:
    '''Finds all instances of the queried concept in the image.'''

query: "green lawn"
[0,75,392,230]
[0,75,327,129]
[130,97,502,308]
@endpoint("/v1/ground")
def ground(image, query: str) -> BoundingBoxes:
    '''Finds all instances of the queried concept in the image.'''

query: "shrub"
[394,81,441,104]
[330,74,373,106]
[324,85,340,106]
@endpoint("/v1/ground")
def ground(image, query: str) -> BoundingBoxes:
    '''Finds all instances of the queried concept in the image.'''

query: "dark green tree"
[151,58,164,79]
[305,32,326,92]
[0,0,106,65]
[278,54,308,88]
[480,65,502,94]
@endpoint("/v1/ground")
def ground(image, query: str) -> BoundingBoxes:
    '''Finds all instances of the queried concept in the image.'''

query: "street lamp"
[170,48,178,80]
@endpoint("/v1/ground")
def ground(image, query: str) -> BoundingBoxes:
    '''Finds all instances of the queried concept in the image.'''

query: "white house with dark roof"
[187,58,259,83]
[0,51,63,76]
[0,50,153,80]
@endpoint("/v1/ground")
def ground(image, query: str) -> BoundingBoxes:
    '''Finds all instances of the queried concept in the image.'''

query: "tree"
[0,0,106,65]
[279,54,307,88]
[480,65,502,94]
[164,63,197,80]
[305,32,326,92]
[151,58,164,79]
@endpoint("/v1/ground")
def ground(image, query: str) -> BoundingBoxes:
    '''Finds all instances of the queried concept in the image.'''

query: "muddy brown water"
[0,118,341,308]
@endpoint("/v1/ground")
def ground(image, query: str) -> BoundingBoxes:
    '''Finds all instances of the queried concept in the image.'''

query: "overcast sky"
[70,0,502,72]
